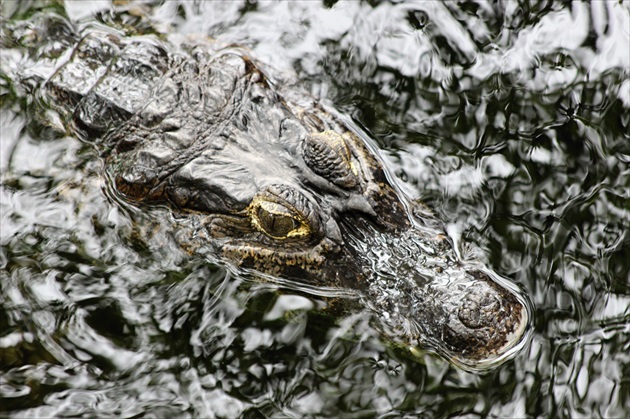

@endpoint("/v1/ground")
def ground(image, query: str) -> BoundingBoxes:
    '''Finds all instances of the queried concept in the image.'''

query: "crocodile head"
[54,35,529,370]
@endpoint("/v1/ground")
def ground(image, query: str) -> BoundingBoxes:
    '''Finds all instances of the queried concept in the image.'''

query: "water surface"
[1,1,629,417]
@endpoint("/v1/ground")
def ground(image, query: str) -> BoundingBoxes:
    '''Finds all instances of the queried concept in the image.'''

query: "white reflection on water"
[1,1,629,418]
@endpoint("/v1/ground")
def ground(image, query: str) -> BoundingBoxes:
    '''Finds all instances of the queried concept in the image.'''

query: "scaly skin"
[0,10,531,371]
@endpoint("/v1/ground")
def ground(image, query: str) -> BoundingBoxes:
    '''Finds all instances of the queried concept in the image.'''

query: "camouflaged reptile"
[0,9,530,371]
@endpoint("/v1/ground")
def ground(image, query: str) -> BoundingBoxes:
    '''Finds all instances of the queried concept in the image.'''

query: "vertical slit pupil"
[257,206,298,236]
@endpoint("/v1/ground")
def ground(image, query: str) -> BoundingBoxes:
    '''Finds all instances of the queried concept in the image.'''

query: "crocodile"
[0,10,530,371]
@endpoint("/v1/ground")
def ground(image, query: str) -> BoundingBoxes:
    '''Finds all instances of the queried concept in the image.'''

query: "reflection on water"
[1,0,629,417]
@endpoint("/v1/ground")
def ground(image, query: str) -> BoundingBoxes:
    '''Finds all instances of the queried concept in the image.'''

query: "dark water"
[1,1,629,417]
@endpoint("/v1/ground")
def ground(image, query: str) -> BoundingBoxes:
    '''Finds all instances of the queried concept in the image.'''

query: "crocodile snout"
[441,269,530,369]
[457,290,501,329]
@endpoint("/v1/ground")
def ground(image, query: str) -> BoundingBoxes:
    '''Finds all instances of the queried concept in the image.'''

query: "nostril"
[457,291,500,329]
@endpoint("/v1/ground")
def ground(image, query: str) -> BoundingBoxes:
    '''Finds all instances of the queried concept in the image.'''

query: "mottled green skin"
[0,11,530,370]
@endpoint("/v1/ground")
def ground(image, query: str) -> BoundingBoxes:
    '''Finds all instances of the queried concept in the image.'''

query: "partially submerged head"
[70,40,530,369]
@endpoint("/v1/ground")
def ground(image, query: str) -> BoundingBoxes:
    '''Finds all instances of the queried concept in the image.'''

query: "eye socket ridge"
[302,130,359,189]
[249,199,312,240]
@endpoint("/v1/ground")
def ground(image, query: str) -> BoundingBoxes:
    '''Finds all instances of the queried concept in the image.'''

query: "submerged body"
[1,11,530,370]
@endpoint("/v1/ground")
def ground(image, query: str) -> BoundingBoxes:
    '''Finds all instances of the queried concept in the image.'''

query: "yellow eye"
[250,200,311,239]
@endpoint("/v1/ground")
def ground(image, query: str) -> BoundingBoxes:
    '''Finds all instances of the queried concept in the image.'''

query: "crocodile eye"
[250,200,311,239]
[302,130,358,189]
